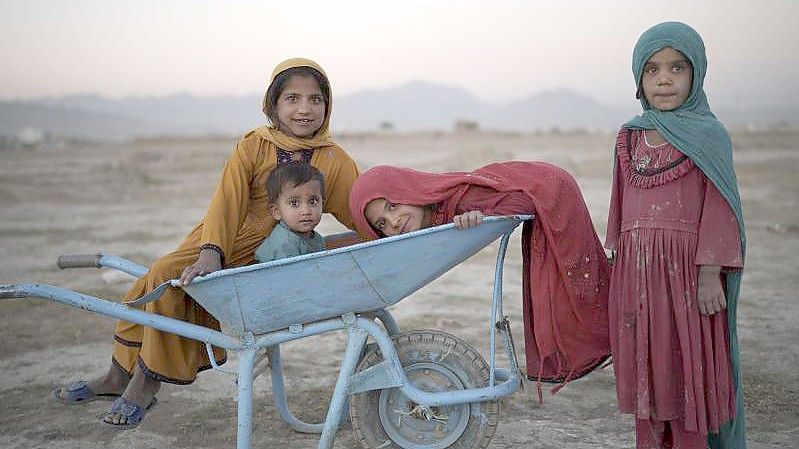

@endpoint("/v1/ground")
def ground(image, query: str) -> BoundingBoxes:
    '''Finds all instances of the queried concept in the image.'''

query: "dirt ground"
[0,130,797,448]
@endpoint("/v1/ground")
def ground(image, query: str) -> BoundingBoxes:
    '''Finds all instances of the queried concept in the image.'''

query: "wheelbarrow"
[0,215,531,449]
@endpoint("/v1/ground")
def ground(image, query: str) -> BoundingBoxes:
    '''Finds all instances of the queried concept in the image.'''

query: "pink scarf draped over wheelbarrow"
[349,161,611,388]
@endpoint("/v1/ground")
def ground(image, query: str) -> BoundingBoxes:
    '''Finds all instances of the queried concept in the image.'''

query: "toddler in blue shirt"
[255,163,326,262]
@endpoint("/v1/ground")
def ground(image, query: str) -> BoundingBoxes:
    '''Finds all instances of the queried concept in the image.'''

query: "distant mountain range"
[1,81,797,140]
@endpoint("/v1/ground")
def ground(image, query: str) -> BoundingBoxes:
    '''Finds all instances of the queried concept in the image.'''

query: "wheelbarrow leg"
[317,326,368,449]
[270,345,325,433]
[373,309,401,336]
[237,348,257,449]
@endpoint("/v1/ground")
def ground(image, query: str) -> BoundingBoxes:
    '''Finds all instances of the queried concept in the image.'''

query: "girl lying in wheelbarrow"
[348,161,612,390]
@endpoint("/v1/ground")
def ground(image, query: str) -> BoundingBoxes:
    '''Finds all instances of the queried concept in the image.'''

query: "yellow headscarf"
[254,57,335,151]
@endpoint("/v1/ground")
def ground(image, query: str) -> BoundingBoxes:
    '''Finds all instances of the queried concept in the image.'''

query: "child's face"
[276,75,326,138]
[364,198,432,237]
[270,180,324,235]
[641,47,693,111]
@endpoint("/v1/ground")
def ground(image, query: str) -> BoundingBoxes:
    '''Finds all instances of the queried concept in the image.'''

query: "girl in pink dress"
[606,22,746,448]
[349,161,611,390]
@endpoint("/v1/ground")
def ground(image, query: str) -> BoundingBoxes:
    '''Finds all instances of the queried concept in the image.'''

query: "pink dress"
[438,183,611,383]
[605,130,742,437]
[349,162,611,384]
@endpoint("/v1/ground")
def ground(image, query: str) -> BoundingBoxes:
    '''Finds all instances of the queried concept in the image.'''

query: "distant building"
[454,120,479,133]
[17,127,45,149]
[378,121,394,132]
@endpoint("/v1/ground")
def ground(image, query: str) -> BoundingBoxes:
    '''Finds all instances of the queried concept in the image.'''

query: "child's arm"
[452,187,532,229]
[695,176,742,315]
[605,130,628,254]
[697,265,726,315]
[452,210,485,229]
[180,140,255,285]
[179,247,223,286]
[202,139,256,257]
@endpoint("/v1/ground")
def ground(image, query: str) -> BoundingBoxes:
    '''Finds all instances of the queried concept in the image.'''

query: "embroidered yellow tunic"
[113,58,359,383]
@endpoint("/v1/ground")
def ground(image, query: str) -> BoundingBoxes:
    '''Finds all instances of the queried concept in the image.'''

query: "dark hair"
[263,66,331,128]
[267,163,326,204]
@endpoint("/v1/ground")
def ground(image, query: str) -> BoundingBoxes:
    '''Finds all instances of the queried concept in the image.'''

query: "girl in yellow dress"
[54,57,360,429]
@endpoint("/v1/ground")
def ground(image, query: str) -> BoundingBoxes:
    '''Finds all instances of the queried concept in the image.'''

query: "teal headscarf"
[624,22,747,449]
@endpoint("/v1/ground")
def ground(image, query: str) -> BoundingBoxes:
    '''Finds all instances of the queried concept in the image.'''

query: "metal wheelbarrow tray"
[1,215,531,449]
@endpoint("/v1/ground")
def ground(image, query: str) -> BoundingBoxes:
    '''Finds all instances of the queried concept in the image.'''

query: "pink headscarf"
[349,165,471,238]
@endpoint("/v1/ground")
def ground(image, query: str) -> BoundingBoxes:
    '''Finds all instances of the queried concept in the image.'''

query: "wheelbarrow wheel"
[350,330,500,449]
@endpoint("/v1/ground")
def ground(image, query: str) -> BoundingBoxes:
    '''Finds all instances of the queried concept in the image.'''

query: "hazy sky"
[2,0,797,108]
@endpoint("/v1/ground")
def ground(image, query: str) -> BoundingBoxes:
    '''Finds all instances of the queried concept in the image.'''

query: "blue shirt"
[254,221,325,263]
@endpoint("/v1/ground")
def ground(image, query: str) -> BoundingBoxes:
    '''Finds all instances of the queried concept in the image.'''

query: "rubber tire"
[350,330,500,449]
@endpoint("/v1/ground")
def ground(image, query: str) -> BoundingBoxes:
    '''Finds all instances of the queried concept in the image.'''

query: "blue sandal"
[53,380,121,405]
[102,396,158,430]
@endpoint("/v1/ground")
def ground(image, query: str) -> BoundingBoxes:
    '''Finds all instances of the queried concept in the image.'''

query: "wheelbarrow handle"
[57,253,102,269]
[56,254,148,278]
[0,284,22,299]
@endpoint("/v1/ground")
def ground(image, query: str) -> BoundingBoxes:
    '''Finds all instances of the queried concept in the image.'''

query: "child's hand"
[697,265,726,316]
[180,249,223,286]
[453,211,484,229]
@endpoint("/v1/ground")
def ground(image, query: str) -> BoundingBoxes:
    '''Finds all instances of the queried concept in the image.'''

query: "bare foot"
[55,363,129,401]
[103,365,160,426]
